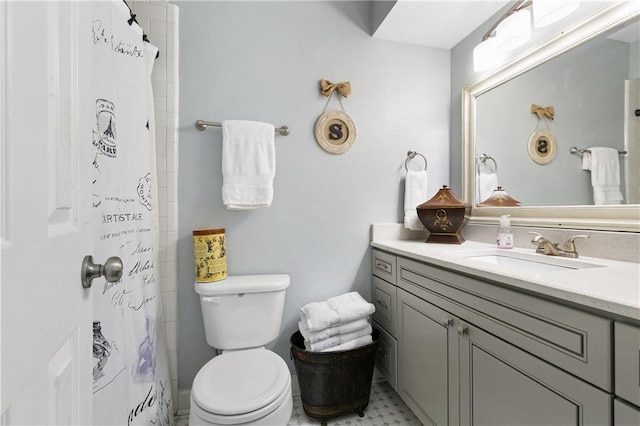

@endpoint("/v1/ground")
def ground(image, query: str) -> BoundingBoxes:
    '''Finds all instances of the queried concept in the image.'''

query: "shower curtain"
[90,1,173,425]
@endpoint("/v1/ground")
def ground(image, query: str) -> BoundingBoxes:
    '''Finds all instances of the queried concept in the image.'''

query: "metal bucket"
[290,329,379,423]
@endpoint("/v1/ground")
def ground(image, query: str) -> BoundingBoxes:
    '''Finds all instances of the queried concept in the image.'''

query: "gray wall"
[176,1,450,389]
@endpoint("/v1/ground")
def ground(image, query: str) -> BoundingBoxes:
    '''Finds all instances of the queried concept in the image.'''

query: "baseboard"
[176,388,191,418]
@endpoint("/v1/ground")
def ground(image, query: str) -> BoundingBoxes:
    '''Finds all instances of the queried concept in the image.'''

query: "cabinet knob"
[457,325,469,337]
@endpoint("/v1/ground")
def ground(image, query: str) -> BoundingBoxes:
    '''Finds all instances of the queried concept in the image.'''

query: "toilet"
[189,274,293,426]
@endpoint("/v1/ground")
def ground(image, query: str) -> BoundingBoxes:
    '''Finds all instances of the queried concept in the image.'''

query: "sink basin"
[454,249,604,272]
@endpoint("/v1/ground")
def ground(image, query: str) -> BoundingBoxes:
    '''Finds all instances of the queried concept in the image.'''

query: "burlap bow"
[320,79,351,98]
[531,104,554,120]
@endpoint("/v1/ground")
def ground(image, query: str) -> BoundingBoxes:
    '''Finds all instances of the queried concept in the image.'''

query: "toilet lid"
[192,349,289,417]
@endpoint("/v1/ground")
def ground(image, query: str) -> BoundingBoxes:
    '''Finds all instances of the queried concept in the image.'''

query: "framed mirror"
[463,2,640,232]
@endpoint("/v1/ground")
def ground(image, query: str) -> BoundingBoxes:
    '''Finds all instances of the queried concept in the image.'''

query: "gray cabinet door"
[614,398,640,426]
[615,322,640,407]
[397,288,459,426]
[459,322,611,426]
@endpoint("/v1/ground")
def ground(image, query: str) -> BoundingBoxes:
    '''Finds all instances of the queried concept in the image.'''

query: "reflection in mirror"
[463,2,640,231]
[475,15,639,206]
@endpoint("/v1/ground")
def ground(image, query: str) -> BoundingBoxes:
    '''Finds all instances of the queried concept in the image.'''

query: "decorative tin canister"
[417,185,471,244]
[193,228,227,282]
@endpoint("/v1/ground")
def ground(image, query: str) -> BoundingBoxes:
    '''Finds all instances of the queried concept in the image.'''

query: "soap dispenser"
[497,214,513,249]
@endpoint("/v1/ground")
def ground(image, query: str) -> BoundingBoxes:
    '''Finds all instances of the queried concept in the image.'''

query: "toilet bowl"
[189,275,293,425]
[189,349,292,425]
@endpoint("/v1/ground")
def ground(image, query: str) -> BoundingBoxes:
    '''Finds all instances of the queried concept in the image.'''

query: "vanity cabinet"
[371,249,398,389]
[371,247,626,426]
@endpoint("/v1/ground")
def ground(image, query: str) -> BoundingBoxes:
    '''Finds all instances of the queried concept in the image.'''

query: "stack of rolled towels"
[298,291,375,352]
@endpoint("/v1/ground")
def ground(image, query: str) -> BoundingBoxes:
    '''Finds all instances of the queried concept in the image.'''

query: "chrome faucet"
[528,232,590,258]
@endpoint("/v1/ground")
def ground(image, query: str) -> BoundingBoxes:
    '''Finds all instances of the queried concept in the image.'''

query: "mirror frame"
[463,1,640,232]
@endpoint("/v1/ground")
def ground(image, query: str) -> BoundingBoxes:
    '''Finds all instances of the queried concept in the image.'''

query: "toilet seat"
[191,349,290,424]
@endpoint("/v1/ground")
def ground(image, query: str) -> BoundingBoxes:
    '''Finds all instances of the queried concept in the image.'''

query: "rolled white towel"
[298,318,370,344]
[304,324,373,352]
[320,335,373,352]
[300,292,375,332]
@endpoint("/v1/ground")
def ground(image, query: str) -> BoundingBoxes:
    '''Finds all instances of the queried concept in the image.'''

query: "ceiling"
[372,0,511,49]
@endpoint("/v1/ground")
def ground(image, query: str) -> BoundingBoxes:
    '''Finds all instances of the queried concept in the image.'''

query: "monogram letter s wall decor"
[315,79,356,154]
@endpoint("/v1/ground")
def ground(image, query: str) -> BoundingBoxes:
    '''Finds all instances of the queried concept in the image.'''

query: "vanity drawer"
[372,249,396,285]
[374,323,397,391]
[615,322,640,407]
[398,257,612,391]
[372,276,397,336]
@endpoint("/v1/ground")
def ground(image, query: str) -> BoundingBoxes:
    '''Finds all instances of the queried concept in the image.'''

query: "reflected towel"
[321,335,373,352]
[404,170,428,230]
[304,324,373,352]
[582,147,623,205]
[299,292,375,332]
[222,120,275,209]
[477,172,498,203]
[298,318,370,344]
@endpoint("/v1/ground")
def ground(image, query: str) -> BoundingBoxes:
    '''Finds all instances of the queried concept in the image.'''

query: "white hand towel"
[584,147,623,205]
[404,170,428,230]
[304,324,373,352]
[299,292,375,332]
[298,318,370,344]
[320,335,373,352]
[222,120,275,209]
[477,172,498,203]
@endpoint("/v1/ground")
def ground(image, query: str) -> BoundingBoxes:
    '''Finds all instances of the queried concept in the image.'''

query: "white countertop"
[371,239,640,321]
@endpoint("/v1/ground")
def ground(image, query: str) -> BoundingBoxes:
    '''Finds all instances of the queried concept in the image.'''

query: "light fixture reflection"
[533,0,580,28]
[496,9,532,51]
[473,37,501,72]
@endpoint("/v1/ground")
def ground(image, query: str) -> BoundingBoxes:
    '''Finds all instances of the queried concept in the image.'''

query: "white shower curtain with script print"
[90,2,173,425]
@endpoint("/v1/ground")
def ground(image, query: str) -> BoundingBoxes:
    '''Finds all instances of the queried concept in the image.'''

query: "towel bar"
[195,120,290,136]
[570,146,626,155]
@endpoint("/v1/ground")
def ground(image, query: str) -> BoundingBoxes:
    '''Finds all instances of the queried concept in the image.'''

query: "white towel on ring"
[298,318,370,344]
[299,292,375,332]
[222,120,275,209]
[320,335,373,352]
[477,172,498,203]
[304,324,373,352]
[404,170,428,230]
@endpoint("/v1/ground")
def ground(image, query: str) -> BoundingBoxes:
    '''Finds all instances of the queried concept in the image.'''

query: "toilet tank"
[194,274,290,350]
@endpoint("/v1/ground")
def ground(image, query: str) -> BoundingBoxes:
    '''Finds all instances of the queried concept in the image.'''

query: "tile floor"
[287,381,421,426]
[176,380,421,426]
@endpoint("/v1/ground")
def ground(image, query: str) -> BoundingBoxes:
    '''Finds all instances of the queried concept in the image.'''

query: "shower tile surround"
[129,0,180,412]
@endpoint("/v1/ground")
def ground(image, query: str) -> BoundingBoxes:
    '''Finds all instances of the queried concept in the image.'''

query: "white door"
[1,2,95,424]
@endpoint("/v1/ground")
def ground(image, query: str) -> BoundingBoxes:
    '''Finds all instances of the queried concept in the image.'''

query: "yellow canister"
[193,228,227,282]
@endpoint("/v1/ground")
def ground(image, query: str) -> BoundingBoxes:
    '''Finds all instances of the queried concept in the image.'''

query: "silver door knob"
[81,255,123,289]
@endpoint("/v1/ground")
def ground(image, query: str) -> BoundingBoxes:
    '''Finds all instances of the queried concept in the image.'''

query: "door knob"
[81,255,123,289]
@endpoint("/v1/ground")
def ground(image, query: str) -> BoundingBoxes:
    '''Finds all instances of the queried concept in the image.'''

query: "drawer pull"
[375,261,391,272]
[447,318,454,327]
[376,299,388,309]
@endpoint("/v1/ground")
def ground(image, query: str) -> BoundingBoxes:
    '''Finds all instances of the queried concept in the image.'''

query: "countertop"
[371,239,640,321]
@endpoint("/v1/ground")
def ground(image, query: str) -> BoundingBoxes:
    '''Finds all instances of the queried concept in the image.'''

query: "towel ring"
[476,153,498,173]
[405,150,428,172]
